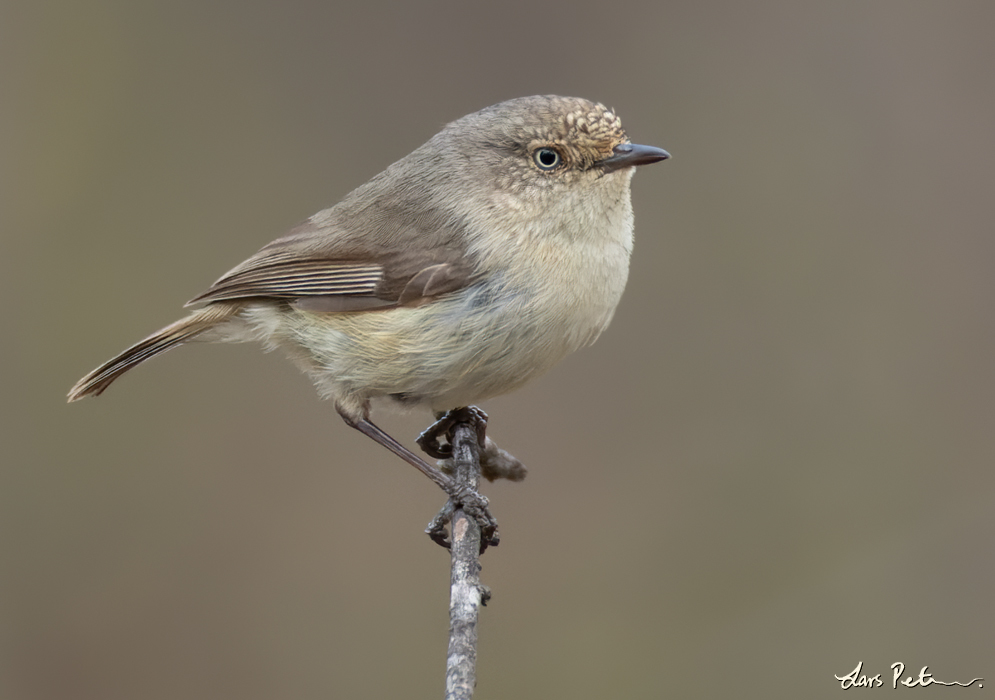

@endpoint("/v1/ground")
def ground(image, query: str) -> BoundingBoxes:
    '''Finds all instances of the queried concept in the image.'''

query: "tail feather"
[68,303,239,402]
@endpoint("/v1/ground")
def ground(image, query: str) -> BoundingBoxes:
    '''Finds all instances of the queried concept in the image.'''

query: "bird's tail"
[68,303,240,402]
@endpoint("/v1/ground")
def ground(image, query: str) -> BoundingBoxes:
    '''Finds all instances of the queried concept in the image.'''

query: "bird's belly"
[245,269,623,411]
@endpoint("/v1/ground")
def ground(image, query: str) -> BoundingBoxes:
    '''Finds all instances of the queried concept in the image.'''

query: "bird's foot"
[416,406,488,459]
[426,486,499,552]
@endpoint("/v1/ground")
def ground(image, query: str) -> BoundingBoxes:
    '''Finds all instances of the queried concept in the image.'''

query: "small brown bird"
[69,95,669,541]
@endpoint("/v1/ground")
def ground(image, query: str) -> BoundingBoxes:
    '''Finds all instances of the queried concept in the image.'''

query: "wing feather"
[187,260,383,305]
[185,176,479,310]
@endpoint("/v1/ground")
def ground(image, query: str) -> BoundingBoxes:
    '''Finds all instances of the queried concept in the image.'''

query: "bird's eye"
[532,147,562,170]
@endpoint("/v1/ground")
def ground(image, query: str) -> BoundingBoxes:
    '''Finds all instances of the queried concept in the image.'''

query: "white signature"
[835,661,983,689]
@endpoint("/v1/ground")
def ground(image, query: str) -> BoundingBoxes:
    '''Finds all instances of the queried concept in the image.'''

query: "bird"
[68,95,669,544]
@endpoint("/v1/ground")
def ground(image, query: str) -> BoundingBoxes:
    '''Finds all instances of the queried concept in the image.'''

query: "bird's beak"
[601,143,670,173]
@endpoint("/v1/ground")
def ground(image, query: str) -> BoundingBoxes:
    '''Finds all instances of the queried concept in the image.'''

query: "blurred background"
[3,1,994,698]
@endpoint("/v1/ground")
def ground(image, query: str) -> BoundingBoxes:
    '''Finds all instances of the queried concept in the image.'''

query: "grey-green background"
[4,2,993,698]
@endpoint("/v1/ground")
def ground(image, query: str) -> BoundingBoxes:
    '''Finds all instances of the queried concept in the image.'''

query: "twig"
[444,418,491,700]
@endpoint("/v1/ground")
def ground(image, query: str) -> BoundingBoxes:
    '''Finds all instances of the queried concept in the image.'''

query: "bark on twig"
[444,419,489,700]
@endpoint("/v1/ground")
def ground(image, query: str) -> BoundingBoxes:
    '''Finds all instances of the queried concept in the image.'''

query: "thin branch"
[444,418,490,700]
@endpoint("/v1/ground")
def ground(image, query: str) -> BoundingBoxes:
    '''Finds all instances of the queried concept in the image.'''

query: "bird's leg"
[344,414,454,491]
[417,406,489,459]
[338,408,498,548]
[418,406,498,551]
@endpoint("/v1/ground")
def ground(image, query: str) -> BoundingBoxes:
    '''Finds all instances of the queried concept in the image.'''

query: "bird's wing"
[186,210,477,311]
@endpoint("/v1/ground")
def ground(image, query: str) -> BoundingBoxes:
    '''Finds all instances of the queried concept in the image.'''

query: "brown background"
[3,1,994,698]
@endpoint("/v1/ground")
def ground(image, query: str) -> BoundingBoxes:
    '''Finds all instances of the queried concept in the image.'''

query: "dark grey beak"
[601,143,671,173]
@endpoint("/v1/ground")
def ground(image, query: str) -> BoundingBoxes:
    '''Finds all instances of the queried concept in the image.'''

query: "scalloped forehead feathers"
[456,95,630,166]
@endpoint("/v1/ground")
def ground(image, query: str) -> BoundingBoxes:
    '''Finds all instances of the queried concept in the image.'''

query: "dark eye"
[532,147,561,170]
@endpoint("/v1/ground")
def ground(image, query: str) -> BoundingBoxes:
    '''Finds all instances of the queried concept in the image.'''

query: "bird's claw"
[425,486,499,552]
[416,406,488,459]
